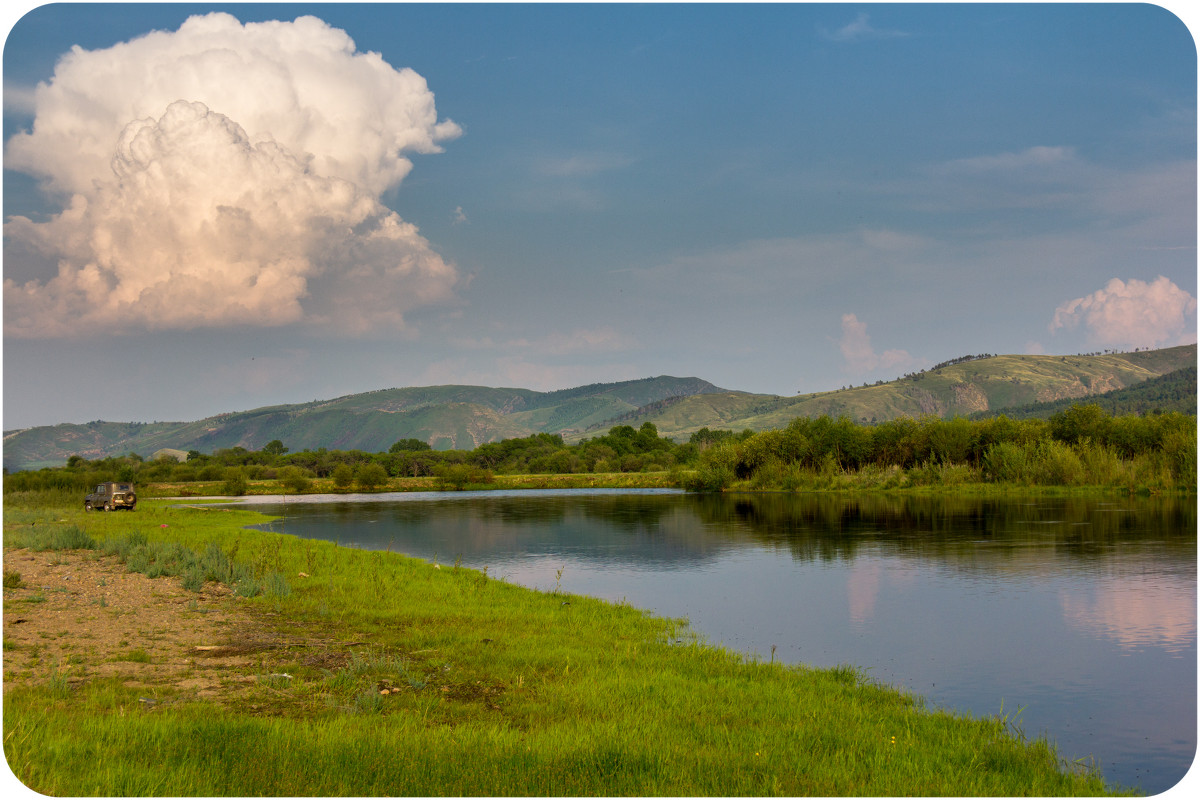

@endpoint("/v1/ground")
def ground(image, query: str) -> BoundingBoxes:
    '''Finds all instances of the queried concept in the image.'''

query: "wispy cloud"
[533,152,634,178]
[820,13,909,43]
[452,326,640,356]
[1049,276,1197,349]
[937,146,1077,174]
[417,356,640,394]
[839,313,917,376]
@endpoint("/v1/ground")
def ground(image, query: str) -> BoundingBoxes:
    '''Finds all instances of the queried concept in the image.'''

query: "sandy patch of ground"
[2,547,332,701]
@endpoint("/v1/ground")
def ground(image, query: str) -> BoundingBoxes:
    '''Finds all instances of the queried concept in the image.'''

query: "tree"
[356,462,389,491]
[389,438,432,453]
[221,467,248,496]
[277,466,312,493]
[331,463,354,490]
[263,439,289,457]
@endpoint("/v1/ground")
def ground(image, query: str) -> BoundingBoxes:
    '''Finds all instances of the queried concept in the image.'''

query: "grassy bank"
[3,496,1124,795]
[138,470,679,498]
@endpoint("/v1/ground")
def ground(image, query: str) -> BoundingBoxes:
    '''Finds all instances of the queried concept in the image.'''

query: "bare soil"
[2,547,344,703]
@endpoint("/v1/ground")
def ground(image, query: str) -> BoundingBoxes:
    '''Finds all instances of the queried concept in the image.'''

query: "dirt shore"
[3,547,332,701]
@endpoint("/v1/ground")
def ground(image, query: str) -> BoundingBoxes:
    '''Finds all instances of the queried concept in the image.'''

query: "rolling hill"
[2,376,723,470]
[592,345,1197,443]
[3,345,1194,471]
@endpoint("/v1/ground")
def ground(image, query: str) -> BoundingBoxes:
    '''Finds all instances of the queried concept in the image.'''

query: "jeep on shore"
[84,482,137,511]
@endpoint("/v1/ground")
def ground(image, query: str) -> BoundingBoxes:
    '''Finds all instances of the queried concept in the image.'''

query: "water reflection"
[243,490,1196,794]
[1060,576,1195,653]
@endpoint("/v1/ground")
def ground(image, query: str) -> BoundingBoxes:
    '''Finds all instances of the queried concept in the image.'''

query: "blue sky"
[2,3,1197,430]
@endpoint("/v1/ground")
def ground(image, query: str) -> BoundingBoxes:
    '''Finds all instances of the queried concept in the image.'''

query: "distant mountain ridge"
[3,346,1195,471]
[2,376,724,470]
[598,345,1195,442]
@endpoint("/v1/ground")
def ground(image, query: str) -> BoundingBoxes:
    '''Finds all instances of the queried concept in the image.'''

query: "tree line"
[3,406,1194,495]
[684,405,1196,491]
[3,422,695,495]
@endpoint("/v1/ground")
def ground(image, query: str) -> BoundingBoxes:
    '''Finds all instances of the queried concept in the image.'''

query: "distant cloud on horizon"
[452,326,640,356]
[1050,276,1198,350]
[839,313,917,377]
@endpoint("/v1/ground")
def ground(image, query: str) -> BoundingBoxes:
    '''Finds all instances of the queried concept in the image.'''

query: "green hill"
[2,376,723,470]
[3,346,1194,471]
[969,365,1197,420]
[566,345,1197,442]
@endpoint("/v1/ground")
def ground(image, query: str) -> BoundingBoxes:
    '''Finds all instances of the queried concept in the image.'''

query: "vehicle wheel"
[104,502,113,512]
[84,502,93,512]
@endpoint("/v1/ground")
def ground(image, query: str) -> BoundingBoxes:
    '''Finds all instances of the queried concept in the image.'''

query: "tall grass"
[3,497,1123,796]
[3,507,288,599]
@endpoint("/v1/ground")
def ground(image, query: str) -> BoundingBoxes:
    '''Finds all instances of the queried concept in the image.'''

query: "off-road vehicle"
[84,482,137,511]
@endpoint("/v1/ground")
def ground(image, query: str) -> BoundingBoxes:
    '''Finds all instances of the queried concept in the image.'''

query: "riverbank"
[141,470,679,498]
[115,466,1196,502]
[4,496,1125,795]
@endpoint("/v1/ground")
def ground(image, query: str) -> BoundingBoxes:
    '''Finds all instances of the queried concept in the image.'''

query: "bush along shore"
[5,405,1195,500]
[1,493,1129,796]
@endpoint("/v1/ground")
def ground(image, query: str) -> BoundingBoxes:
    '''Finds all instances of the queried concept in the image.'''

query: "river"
[232,489,1196,794]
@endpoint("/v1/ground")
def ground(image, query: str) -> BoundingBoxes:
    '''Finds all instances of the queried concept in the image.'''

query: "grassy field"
[3,493,1126,796]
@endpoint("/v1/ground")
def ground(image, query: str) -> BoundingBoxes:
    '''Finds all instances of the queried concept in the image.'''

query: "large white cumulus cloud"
[4,13,461,337]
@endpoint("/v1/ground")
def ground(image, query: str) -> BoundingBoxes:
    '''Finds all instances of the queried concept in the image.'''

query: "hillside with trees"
[2,345,1194,472]
[5,406,1194,497]
[601,345,1196,441]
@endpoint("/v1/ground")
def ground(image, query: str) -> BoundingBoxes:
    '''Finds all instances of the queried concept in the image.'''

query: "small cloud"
[533,152,634,178]
[858,228,932,253]
[1025,341,1047,355]
[939,146,1076,174]
[839,313,914,375]
[452,326,639,356]
[1050,276,1197,349]
[452,206,468,225]
[537,326,640,355]
[820,13,909,43]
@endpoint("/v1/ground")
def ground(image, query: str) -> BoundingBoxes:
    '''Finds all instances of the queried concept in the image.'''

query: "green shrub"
[983,442,1028,483]
[1160,427,1198,487]
[355,462,390,490]
[433,463,493,490]
[1029,440,1084,486]
[1076,442,1127,486]
[681,462,734,492]
[331,464,355,490]
[222,468,249,496]
[277,466,313,493]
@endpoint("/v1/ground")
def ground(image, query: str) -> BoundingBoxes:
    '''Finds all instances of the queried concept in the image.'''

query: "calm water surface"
[238,490,1196,794]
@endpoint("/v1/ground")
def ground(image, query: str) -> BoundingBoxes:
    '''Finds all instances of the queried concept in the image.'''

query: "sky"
[2,2,1197,430]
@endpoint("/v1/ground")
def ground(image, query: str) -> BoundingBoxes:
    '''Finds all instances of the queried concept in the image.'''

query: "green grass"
[3,498,1125,796]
